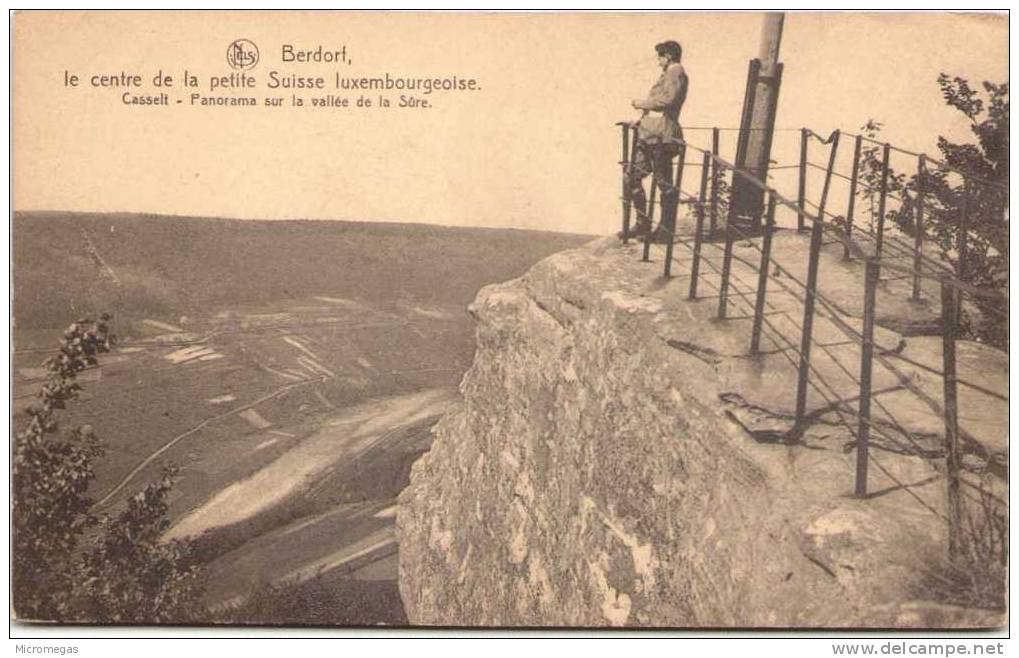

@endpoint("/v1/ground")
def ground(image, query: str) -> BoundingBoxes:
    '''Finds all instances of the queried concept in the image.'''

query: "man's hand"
[631,99,646,110]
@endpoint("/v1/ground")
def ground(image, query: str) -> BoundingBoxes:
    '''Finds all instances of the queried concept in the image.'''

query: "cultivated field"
[13,211,592,624]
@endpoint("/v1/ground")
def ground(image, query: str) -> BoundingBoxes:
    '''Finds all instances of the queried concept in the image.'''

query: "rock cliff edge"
[397,235,1007,628]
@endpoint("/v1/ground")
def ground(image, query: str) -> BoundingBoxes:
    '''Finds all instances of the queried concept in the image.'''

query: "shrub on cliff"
[12,315,204,622]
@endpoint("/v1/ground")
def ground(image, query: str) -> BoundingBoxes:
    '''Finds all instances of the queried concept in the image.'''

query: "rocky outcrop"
[396,234,1007,628]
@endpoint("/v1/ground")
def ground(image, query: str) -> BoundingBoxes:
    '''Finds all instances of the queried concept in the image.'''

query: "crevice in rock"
[665,339,722,365]
[802,552,838,579]
[562,296,587,311]
[720,392,845,448]
[533,298,570,330]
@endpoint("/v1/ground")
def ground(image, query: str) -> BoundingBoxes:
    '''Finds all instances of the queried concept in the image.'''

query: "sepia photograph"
[8,8,1009,641]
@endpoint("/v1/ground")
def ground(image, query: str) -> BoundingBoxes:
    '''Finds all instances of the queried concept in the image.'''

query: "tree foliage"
[12,315,204,622]
[76,466,204,623]
[857,75,1008,348]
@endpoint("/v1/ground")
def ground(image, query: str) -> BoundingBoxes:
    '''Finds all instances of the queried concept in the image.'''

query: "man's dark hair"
[655,40,682,62]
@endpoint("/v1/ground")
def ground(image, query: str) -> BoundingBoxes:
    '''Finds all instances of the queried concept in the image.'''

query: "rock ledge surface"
[397,236,1006,628]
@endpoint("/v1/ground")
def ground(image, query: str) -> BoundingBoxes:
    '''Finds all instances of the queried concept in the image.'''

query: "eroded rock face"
[396,236,1006,628]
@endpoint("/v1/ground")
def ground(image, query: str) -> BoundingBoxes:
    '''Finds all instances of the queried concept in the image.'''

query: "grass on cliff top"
[914,479,1008,611]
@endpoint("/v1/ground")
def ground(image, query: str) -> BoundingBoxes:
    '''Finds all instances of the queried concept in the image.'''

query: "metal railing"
[616,122,1008,558]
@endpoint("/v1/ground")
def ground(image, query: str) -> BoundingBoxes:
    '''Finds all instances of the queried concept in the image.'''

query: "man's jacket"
[637,62,688,143]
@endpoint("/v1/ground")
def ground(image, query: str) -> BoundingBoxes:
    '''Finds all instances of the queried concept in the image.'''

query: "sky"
[13,11,1008,235]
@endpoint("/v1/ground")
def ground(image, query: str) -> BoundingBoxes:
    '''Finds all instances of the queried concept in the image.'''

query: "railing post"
[663,144,686,278]
[623,129,642,245]
[844,134,862,259]
[643,140,660,262]
[797,128,808,232]
[750,192,776,354]
[855,257,880,498]
[619,123,632,244]
[717,164,737,319]
[817,131,840,225]
[957,179,971,281]
[875,143,891,258]
[689,151,710,300]
[911,155,927,300]
[956,180,971,327]
[941,277,962,558]
[710,127,720,236]
[795,214,825,425]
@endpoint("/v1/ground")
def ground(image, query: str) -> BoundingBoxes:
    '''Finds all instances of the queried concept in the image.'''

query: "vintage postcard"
[10,10,1009,637]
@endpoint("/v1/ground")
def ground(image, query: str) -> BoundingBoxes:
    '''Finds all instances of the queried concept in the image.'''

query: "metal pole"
[797,128,808,232]
[731,58,759,229]
[816,131,841,223]
[710,128,720,236]
[717,164,737,319]
[689,151,710,300]
[844,134,862,260]
[750,192,776,354]
[795,215,825,425]
[855,258,880,497]
[734,59,761,171]
[912,155,926,300]
[956,180,971,327]
[792,134,840,423]
[663,145,686,278]
[620,123,631,243]
[941,277,962,558]
[623,128,641,245]
[643,144,659,262]
[732,12,785,228]
[957,179,971,281]
[875,143,891,258]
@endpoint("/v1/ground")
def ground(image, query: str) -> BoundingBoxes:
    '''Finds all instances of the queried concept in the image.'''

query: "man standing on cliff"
[623,40,688,242]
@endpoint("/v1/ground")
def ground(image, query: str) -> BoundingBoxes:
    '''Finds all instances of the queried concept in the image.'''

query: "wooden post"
[795,215,826,425]
[689,151,710,300]
[855,258,880,497]
[619,123,632,243]
[912,155,926,300]
[875,143,891,258]
[844,134,862,260]
[750,192,776,354]
[797,128,808,232]
[941,277,962,558]
[710,128,720,236]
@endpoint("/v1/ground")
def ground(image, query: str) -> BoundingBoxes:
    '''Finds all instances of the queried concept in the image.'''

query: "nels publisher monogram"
[226,39,259,70]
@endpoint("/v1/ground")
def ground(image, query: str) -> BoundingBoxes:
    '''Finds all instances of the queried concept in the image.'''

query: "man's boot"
[619,219,651,240]
[650,189,678,244]
[618,190,651,239]
[648,224,673,244]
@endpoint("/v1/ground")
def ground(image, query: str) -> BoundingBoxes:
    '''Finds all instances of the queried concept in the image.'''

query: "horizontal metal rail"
[655,134,1002,302]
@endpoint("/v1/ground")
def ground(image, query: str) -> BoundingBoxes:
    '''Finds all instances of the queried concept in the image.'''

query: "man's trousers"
[628,141,678,235]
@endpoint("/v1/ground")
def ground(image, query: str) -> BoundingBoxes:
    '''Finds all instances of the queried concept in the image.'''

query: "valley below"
[12,211,591,624]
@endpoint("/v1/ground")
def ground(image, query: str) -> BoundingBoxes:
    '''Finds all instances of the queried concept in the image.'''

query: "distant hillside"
[13,212,593,331]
